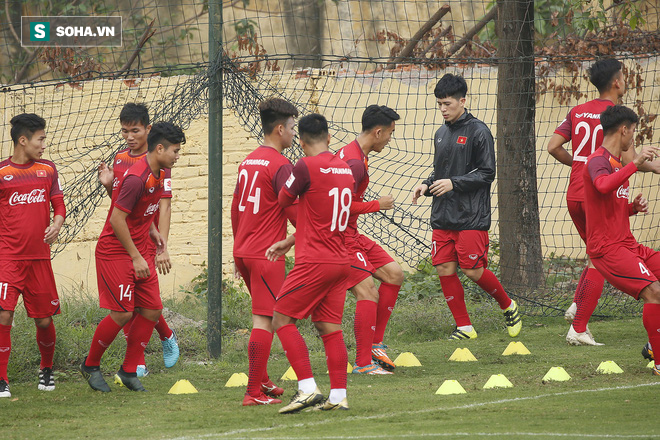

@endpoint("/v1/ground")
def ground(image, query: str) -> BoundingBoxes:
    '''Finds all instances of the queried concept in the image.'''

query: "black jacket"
[422,110,495,231]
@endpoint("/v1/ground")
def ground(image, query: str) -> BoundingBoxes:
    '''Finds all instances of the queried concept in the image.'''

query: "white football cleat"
[564,303,577,323]
[566,325,603,346]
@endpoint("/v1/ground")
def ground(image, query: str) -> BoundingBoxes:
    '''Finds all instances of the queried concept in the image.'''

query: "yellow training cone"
[502,341,531,356]
[448,348,477,362]
[542,366,571,383]
[281,366,298,381]
[483,374,514,389]
[435,380,467,395]
[394,352,422,367]
[596,361,624,374]
[224,372,248,387]
[169,379,199,394]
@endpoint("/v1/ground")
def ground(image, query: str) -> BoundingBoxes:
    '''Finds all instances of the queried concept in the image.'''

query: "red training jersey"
[111,148,171,199]
[583,147,638,258]
[232,146,294,260]
[0,158,64,260]
[554,99,614,202]
[96,156,165,259]
[281,151,354,264]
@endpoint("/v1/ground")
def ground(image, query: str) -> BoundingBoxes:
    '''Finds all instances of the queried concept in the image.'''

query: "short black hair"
[588,59,622,93]
[298,113,328,144]
[600,105,638,135]
[147,121,186,152]
[10,113,46,144]
[258,98,299,135]
[434,74,468,99]
[361,105,400,132]
[120,103,150,127]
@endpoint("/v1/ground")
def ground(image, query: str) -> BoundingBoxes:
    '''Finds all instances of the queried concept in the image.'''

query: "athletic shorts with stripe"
[590,243,660,299]
[274,262,349,324]
[0,259,60,318]
[566,200,587,243]
[431,229,489,269]
[234,257,285,317]
[95,254,162,312]
[345,233,395,289]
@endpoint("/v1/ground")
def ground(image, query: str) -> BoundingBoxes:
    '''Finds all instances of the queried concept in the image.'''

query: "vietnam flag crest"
[36,170,47,177]
[457,136,467,145]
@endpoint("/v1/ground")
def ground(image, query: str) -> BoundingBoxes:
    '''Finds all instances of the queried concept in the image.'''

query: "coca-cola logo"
[9,189,46,206]
[144,202,160,216]
[616,185,629,199]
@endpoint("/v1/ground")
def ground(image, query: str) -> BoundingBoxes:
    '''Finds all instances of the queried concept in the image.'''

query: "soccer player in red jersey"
[0,114,65,398]
[582,105,660,375]
[412,74,522,340]
[335,105,403,374]
[98,103,179,375]
[547,59,660,345]
[231,97,299,406]
[81,122,185,392]
[269,113,355,413]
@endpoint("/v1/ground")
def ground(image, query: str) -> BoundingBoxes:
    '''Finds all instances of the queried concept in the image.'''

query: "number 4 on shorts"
[639,262,651,276]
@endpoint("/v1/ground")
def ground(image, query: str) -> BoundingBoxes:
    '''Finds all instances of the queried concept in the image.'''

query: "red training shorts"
[0,259,60,318]
[567,200,587,243]
[431,229,489,269]
[345,233,395,289]
[274,262,349,324]
[590,243,660,299]
[96,255,162,312]
[234,257,285,317]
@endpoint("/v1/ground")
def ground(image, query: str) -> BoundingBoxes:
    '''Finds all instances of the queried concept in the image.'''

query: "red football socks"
[573,267,588,303]
[439,274,470,327]
[276,324,313,381]
[246,328,273,397]
[572,268,605,333]
[322,330,348,390]
[475,269,511,309]
[0,324,11,380]
[122,314,157,374]
[373,282,400,344]
[643,303,660,368]
[154,314,173,341]
[36,320,56,369]
[354,300,377,366]
[86,315,123,367]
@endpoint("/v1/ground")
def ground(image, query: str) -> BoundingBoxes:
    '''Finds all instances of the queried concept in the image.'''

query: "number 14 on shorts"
[119,283,133,302]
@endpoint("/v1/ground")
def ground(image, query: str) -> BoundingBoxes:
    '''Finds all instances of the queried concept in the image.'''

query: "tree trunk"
[283,0,323,68]
[495,0,544,292]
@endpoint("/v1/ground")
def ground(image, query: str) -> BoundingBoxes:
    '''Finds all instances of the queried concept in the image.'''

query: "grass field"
[2,311,659,440]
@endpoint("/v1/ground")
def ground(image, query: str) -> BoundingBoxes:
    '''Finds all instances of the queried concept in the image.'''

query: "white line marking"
[169,381,660,440]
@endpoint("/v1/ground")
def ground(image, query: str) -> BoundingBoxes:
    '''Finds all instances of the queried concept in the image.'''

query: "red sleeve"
[281,159,310,198]
[553,110,572,140]
[284,204,297,227]
[272,163,294,194]
[162,168,172,199]
[350,200,380,215]
[51,195,66,219]
[50,165,64,197]
[278,187,297,208]
[231,194,239,236]
[114,175,143,213]
[591,162,637,194]
[346,158,366,193]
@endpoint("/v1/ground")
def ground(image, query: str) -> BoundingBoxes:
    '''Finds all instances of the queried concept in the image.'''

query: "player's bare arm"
[110,208,150,278]
[632,193,649,214]
[44,213,64,245]
[150,223,171,274]
[266,234,295,262]
[632,145,660,167]
[547,133,573,166]
[623,144,660,173]
[428,179,453,197]
[98,162,114,197]
[378,194,394,210]
[155,198,172,273]
[411,183,428,204]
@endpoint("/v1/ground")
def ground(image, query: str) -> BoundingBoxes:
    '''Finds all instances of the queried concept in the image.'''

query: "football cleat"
[642,342,655,361]
[371,343,396,372]
[564,302,577,323]
[504,300,522,337]
[448,327,478,340]
[352,362,393,375]
[307,397,349,411]
[114,367,147,391]
[80,358,111,393]
[279,387,324,414]
[136,365,149,378]
[653,365,660,376]
[162,330,180,368]
[242,392,282,406]
[38,367,55,391]
[261,379,284,398]
[0,379,10,398]
[566,325,603,346]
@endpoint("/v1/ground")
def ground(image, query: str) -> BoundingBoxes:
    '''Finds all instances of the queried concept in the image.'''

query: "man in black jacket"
[412,73,522,340]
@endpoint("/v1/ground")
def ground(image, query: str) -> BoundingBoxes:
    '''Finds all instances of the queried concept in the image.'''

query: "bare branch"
[446,5,497,58]
[113,19,157,78]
